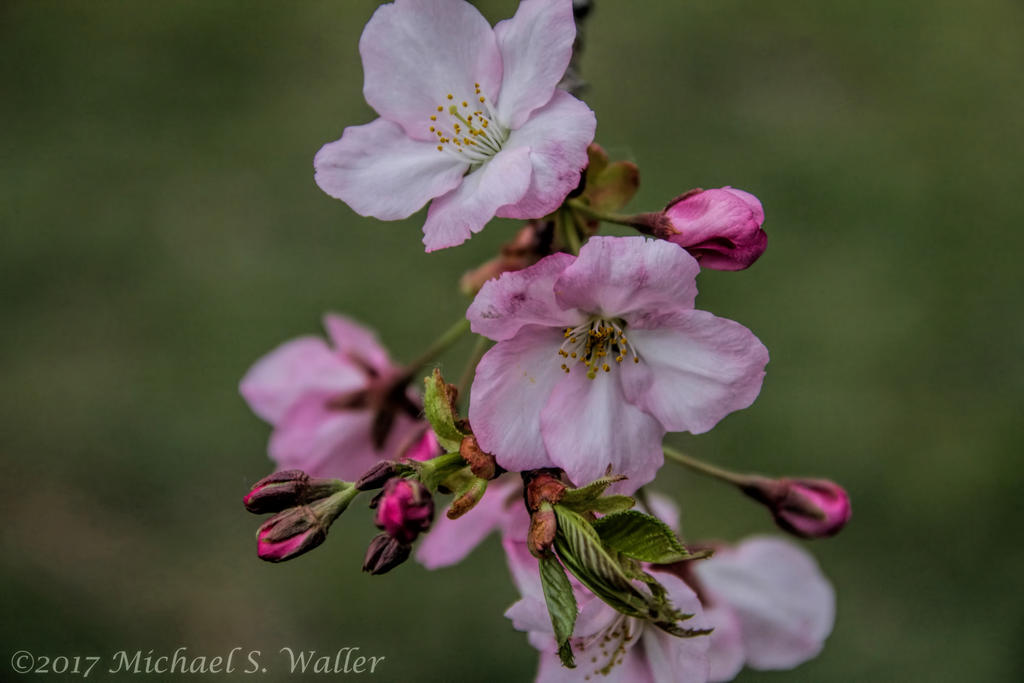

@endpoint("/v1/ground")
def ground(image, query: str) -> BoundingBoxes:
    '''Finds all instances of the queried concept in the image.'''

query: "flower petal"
[553,236,699,324]
[496,90,596,219]
[239,337,364,424]
[322,313,394,376]
[695,536,835,671]
[467,252,582,341]
[492,0,576,129]
[469,327,568,473]
[540,366,665,488]
[422,144,533,251]
[314,118,467,220]
[268,395,381,479]
[359,0,503,141]
[705,605,745,683]
[416,478,521,569]
[621,311,768,434]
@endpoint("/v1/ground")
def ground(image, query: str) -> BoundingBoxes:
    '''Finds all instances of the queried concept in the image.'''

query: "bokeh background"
[3,0,1022,680]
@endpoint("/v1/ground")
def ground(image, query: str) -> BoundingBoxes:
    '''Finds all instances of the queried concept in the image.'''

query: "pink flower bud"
[373,478,434,544]
[256,506,327,562]
[742,477,851,539]
[662,187,767,270]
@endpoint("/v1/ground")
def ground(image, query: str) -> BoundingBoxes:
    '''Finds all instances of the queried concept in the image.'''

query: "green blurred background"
[2,0,1022,680]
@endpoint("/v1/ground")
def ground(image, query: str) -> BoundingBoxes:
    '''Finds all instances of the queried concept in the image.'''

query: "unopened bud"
[244,470,345,514]
[257,506,326,562]
[355,461,402,491]
[742,477,851,539]
[374,478,434,543]
[362,533,411,575]
[660,187,767,271]
[254,486,358,562]
[527,502,557,558]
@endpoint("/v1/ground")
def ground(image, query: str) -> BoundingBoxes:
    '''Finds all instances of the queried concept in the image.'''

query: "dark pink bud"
[743,477,851,539]
[244,469,345,514]
[374,478,434,544]
[662,187,767,270]
[256,506,327,562]
[253,486,357,562]
[362,533,411,575]
[355,461,403,491]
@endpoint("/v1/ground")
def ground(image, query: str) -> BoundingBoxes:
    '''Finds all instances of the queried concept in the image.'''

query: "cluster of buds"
[244,470,357,563]
[363,477,435,574]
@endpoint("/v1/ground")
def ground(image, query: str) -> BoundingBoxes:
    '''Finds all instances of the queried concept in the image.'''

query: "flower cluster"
[237,1,850,681]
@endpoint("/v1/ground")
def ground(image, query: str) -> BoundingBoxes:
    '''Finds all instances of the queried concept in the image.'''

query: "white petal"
[469,327,567,473]
[496,90,596,220]
[493,0,576,129]
[421,145,533,251]
[622,311,768,434]
[539,366,664,488]
[695,536,836,671]
[314,118,467,220]
[359,0,502,140]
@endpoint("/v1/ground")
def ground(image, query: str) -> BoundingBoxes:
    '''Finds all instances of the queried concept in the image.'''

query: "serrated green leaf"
[423,369,465,452]
[553,505,649,619]
[592,510,711,564]
[560,475,627,506]
[587,495,636,515]
[539,555,577,669]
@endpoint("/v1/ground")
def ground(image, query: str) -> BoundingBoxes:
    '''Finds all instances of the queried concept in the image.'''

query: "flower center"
[428,85,508,166]
[558,317,640,379]
[574,613,640,678]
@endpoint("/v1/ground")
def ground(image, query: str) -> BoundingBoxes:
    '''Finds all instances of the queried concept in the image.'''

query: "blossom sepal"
[354,460,414,491]
[243,469,348,514]
[423,369,468,452]
[578,144,640,222]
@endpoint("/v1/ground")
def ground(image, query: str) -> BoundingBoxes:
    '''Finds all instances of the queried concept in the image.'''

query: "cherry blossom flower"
[502,520,711,682]
[314,0,596,252]
[467,236,769,488]
[239,314,421,480]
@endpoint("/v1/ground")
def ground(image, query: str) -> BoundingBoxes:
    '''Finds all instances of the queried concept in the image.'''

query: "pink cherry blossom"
[662,187,767,271]
[644,494,836,681]
[467,236,769,488]
[693,536,836,681]
[239,313,422,480]
[314,0,596,252]
[502,519,711,683]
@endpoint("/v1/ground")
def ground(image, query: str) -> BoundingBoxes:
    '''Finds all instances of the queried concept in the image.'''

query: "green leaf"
[587,161,640,214]
[559,476,635,515]
[592,510,712,564]
[423,369,465,452]
[553,505,649,619]
[553,506,709,639]
[539,555,577,669]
